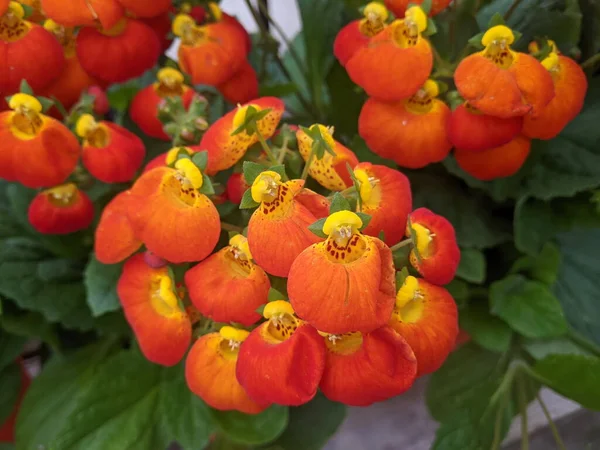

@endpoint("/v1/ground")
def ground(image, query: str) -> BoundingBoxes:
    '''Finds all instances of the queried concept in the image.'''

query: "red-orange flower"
[127,164,221,263]
[288,211,396,334]
[76,18,160,84]
[346,7,433,101]
[0,0,8,16]
[117,0,170,18]
[522,49,587,140]
[454,25,554,118]
[144,146,196,173]
[130,68,196,141]
[0,359,30,443]
[354,162,412,246]
[296,124,359,191]
[359,80,451,168]
[28,183,94,234]
[247,174,325,277]
[141,11,172,52]
[41,0,124,29]
[174,13,247,86]
[0,94,80,188]
[236,301,326,406]
[389,276,458,375]
[185,235,270,326]
[407,208,460,285]
[185,327,269,414]
[76,114,145,183]
[216,61,259,105]
[447,102,523,152]
[319,326,417,406]
[0,3,65,95]
[226,172,248,204]
[199,97,284,175]
[454,134,531,181]
[95,190,142,264]
[385,0,451,17]
[333,2,389,67]
[117,254,192,366]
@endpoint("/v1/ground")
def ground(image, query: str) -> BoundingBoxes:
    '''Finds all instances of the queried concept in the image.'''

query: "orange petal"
[41,0,124,29]
[447,103,523,152]
[28,184,94,235]
[116,0,170,18]
[216,61,259,105]
[523,55,587,140]
[0,0,8,16]
[407,208,460,285]
[82,122,145,183]
[333,20,371,67]
[184,247,270,326]
[455,134,531,181]
[117,254,192,366]
[76,19,161,84]
[294,188,330,219]
[288,236,396,334]
[141,11,172,52]
[385,0,451,16]
[509,52,555,118]
[355,162,412,246]
[346,27,433,101]
[185,333,268,414]
[236,321,326,406]
[319,327,417,406]
[389,279,458,375]
[359,97,451,168]
[95,190,142,264]
[128,167,221,263]
[454,53,531,118]
[221,13,252,54]
[199,97,284,174]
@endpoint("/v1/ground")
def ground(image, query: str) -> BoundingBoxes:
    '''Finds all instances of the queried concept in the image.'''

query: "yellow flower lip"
[166,147,194,166]
[219,326,250,343]
[9,93,42,114]
[354,168,374,202]
[46,183,78,206]
[323,210,363,236]
[481,25,515,47]
[6,1,25,19]
[411,222,433,257]
[229,234,252,260]
[75,113,98,138]
[541,52,560,71]
[172,14,195,37]
[395,275,420,308]
[157,67,185,87]
[263,300,295,320]
[364,2,389,21]
[405,5,427,33]
[422,79,439,98]
[251,171,281,203]
[175,158,204,190]
[208,2,223,21]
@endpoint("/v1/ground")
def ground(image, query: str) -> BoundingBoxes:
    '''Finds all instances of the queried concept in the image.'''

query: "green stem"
[518,374,529,450]
[581,52,600,70]
[491,391,510,450]
[504,0,523,20]
[254,125,278,165]
[390,238,413,252]
[300,147,316,181]
[276,136,289,165]
[567,329,600,358]
[221,222,244,233]
[537,393,567,450]
[335,186,357,198]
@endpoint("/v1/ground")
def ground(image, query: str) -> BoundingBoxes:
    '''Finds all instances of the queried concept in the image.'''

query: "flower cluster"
[334,2,588,180]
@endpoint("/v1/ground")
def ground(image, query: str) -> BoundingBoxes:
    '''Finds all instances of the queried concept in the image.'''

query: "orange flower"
[288,211,396,334]
[0,3,65,95]
[41,0,124,29]
[130,68,196,141]
[19,0,45,23]
[247,174,324,277]
[522,48,587,140]
[319,326,417,406]
[199,97,284,175]
[144,146,196,173]
[174,13,247,86]
[385,0,451,17]
[447,102,523,152]
[76,114,145,183]
[407,208,460,285]
[346,6,433,101]
[354,162,412,246]
[27,183,94,235]
[454,134,531,181]
[116,0,170,18]
[296,124,359,191]
[185,327,269,414]
[127,164,221,263]
[117,254,192,366]
[359,80,451,168]
[185,235,270,326]
[141,11,172,52]
[236,301,326,406]
[226,172,249,204]
[454,25,554,118]
[95,190,142,264]
[40,20,98,112]
[0,0,8,16]
[0,94,80,188]
[216,61,259,105]
[334,2,389,67]
[389,276,458,375]
[76,18,160,84]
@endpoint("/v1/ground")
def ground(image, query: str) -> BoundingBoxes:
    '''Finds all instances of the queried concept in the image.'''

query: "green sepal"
[487,12,506,27]
[395,267,410,288]
[19,80,34,95]
[467,32,485,49]
[198,175,215,195]
[242,161,267,185]
[329,193,351,214]
[423,18,437,37]
[406,217,422,262]
[239,189,259,210]
[270,165,287,180]
[192,151,209,171]
[308,218,328,238]
[355,212,372,230]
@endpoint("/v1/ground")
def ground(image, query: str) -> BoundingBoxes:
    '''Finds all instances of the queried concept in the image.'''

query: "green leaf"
[325,64,365,139]
[329,193,351,214]
[523,336,594,360]
[243,161,267,185]
[510,242,561,285]
[0,331,26,370]
[259,83,299,98]
[199,175,216,196]
[554,229,600,346]
[534,354,600,410]
[1,312,60,351]
[268,287,287,302]
[490,275,568,338]
[84,255,123,317]
[268,393,346,450]
[192,150,209,171]
[487,12,506,27]
[212,405,289,446]
[240,189,260,210]
[459,304,512,353]
[446,279,470,306]
[456,248,486,284]
[19,80,33,95]
[307,218,328,239]
[0,363,21,425]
